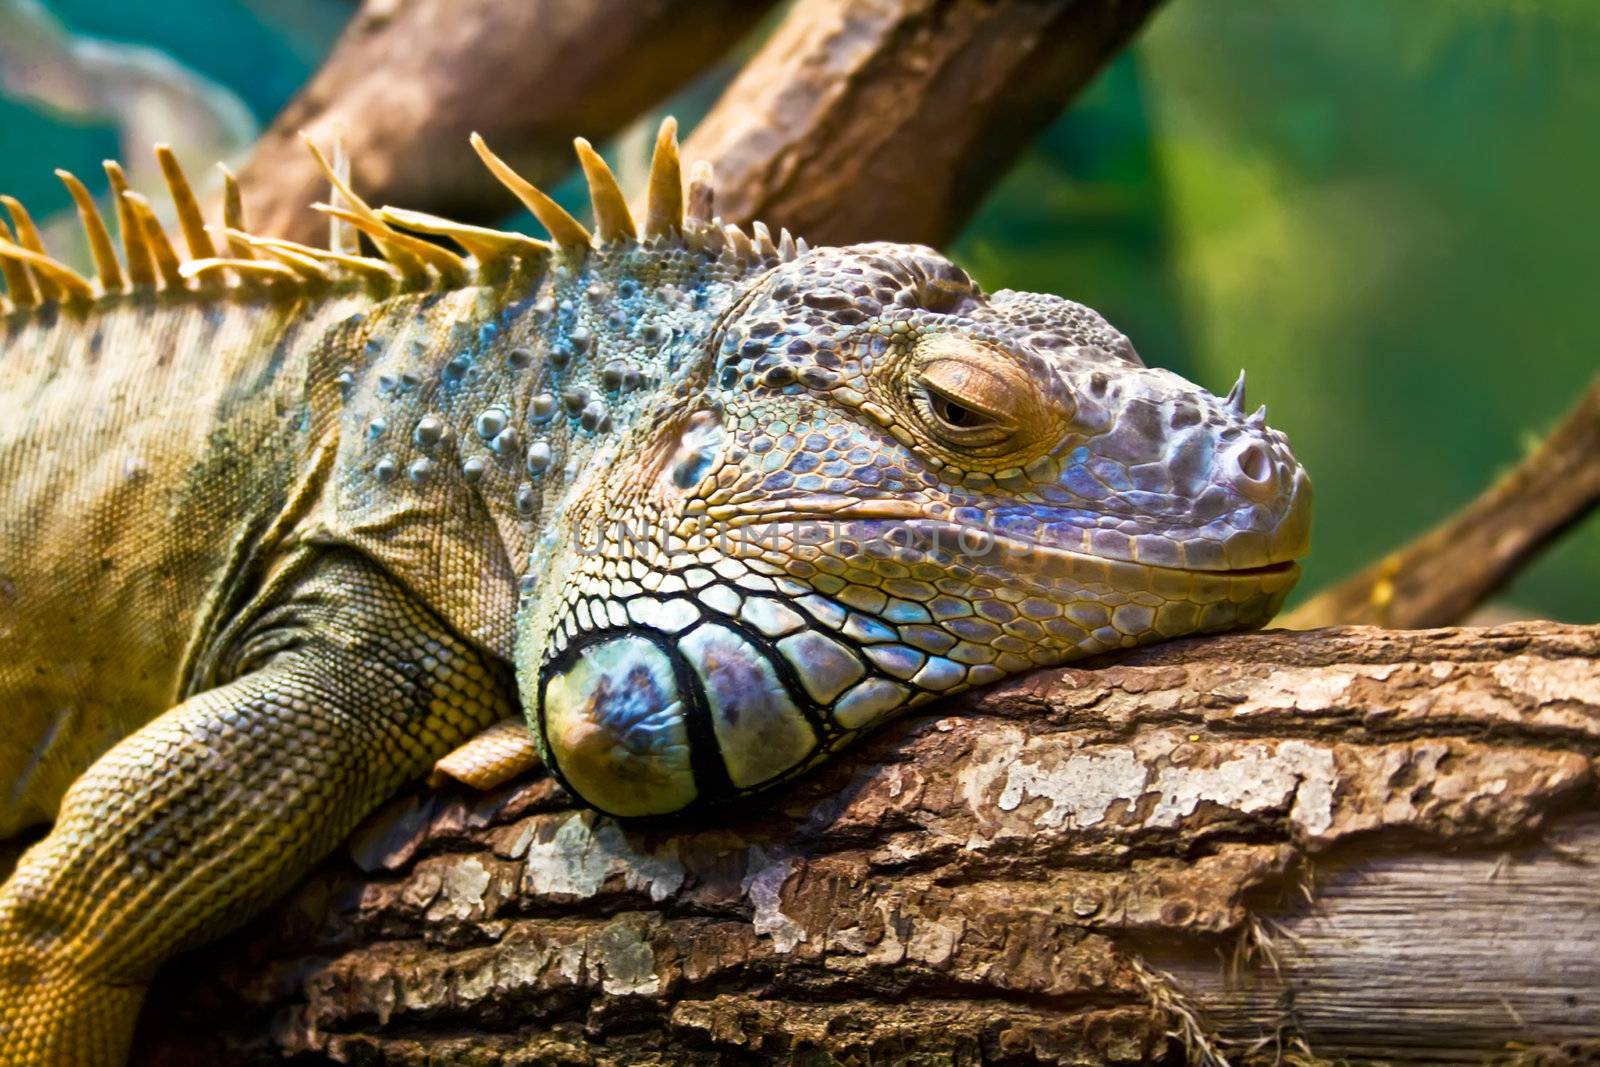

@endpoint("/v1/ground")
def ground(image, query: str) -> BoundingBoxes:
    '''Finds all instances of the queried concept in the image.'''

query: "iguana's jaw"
[706,476,1310,578]
[522,488,1308,822]
[691,432,1311,629]
[716,492,1307,643]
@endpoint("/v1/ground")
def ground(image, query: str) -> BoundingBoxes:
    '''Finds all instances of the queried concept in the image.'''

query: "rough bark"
[132,622,1600,1065]
[234,0,777,246]
[1286,376,1600,630]
[682,0,1168,247]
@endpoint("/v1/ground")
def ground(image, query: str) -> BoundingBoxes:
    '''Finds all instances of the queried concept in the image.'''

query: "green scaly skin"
[0,121,1308,1063]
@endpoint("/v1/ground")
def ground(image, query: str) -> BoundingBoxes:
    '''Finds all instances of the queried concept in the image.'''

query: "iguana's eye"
[931,392,978,427]
[911,359,1019,449]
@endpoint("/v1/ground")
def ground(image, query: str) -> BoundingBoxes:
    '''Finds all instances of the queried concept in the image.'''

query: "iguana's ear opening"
[662,409,726,493]
[621,403,728,508]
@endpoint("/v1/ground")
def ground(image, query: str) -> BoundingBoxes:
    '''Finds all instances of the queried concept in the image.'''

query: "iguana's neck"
[330,242,760,589]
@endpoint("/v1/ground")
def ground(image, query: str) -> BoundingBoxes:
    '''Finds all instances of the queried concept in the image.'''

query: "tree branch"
[235,0,1167,250]
[133,623,1600,1065]
[1286,376,1600,629]
[684,0,1167,247]
[234,0,777,246]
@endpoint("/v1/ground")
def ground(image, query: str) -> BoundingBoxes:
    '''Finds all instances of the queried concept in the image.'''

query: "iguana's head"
[492,123,1308,818]
[526,243,1309,817]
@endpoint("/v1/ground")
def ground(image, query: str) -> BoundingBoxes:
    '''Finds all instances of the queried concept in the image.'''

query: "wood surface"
[132,622,1600,1064]
[681,0,1167,247]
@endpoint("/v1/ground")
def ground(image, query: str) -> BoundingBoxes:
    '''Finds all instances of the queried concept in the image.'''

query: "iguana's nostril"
[1228,441,1276,498]
[1238,443,1269,481]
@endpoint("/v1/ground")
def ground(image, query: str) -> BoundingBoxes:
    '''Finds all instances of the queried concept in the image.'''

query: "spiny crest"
[0,116,801,318]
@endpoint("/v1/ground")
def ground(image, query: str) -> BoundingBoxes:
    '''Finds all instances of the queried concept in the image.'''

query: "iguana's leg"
[0,552,514,1066]
[430,716,542,790]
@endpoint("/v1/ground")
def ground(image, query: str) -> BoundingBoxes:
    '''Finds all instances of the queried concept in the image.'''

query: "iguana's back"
[0,294,357,834]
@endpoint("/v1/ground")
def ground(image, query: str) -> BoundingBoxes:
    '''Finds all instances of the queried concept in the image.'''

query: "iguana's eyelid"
[913,361,1024,427]
[909,381,1018,451]
[915,377,1016,429]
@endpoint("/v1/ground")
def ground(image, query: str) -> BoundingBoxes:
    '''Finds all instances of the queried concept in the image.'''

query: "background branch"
[683,0,1167,247]
[133,623,1600,1065]
[235,0,1169,250]
[1286,376,1600,629]
[234,0,777,246]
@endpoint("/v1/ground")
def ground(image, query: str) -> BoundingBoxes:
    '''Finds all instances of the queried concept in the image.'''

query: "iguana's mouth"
[708,500,1304,583]
[1204,560,1300,578]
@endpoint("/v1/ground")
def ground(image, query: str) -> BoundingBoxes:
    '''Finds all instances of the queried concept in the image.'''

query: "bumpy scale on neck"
[318,228,768,653]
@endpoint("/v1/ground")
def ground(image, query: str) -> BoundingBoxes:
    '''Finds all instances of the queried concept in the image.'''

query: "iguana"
[0,117,1310,1064]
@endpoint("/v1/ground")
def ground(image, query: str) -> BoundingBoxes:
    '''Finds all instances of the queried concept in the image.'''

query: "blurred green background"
[2,0,1594,619]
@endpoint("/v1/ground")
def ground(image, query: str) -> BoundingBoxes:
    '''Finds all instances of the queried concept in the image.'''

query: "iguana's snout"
[521,241,1311,818]
[964,338,1314,591]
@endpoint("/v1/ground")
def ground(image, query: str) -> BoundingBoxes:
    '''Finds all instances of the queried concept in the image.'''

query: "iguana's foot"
[430,717,543,790]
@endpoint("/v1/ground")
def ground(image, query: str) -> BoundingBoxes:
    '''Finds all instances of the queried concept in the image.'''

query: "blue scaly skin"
[0,119,1309,1063]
